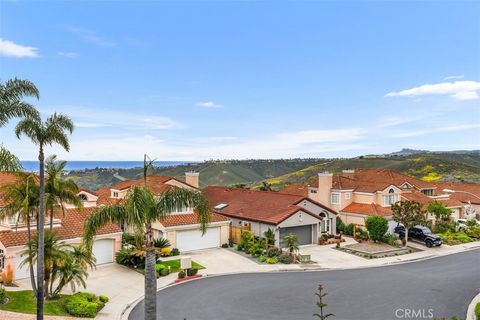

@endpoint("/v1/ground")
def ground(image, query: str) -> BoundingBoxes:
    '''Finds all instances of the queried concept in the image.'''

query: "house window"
[422,189,433,196]
[113,191,119,198]
[345,192,351,200]
[331,192,340,205]
[384,188,398,205]
[79,194,88,201]
[310,189,317,194]
[0,249,4,269]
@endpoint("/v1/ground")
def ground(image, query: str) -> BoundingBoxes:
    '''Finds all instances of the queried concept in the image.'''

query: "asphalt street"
[129,249,480,320]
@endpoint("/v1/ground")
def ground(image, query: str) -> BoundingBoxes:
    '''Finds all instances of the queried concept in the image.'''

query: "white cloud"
[58,52,80,58]
[0,38,39,58]
[444,75,464,80]
[385,80,480,101]
[378,115,425,128]
[196,101,223,108]
[66,27,116,47]
[391,123,480,138]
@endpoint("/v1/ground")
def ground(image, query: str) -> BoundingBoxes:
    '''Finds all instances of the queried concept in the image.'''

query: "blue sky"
[1,0,479,160]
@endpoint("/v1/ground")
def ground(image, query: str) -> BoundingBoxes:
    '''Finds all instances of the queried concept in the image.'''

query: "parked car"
[456,218,480,231]
[394,225,442,248]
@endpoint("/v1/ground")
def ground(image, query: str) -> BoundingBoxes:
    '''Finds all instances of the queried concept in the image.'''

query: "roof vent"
[214,203,228,210]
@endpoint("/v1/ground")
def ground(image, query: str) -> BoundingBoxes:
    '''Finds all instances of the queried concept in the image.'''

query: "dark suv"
[394,225,442,248]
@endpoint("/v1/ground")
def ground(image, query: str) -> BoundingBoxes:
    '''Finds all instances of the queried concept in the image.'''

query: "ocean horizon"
[20,161,197,172]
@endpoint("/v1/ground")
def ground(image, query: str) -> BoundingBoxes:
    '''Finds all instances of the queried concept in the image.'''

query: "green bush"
[266,257,278,264]
[221,243,229,248]
[178,270,186,279]
[344,224,354,236]
[236,243,244,251]
[249,242,264,257]
[115,248,144,268]
[187,268,198,276]
[383,233,398,246]
[0,288,6,303]
[465,226,480,239]
[171,248,180,256]
[153,237,171,249]
[434,220,456,233]
[278,253,292,264]
[65,292,105,318]
[266,247,282,258]
[155,264,171,277]
[475,302,480,320]
[365,216,388,242]
[257,255,267,263]
[438,232,473,245]
[121,233,136,246]
[336,217,346,233]
[99,295,109,303]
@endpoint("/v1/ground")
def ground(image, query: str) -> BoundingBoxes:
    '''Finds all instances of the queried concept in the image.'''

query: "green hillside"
[66,151,480,191]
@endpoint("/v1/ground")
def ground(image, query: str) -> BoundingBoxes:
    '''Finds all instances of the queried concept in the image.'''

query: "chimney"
[185,171,200,188]
[317,172,333,206]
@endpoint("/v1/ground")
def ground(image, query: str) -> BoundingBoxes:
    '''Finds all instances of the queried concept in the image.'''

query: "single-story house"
[203,186,337,247]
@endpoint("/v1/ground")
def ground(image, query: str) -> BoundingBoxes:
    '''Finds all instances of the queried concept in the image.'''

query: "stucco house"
[95,173,231,252]
[301,168,468,231]
[203,186,337,246]
[0,173,122,280]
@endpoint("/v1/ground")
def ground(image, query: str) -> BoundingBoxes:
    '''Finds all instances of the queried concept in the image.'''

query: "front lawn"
[0,290,70,316]
[475,302,480,320]
[157,259,205,272]
[437,232,473,245]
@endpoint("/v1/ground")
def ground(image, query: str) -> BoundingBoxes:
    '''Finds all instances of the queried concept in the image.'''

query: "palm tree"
[263,228,275,247]
[0,78,40,171]
[15,113,74,319]
[0,173,39,293]
[45,155,82,231]
[282,233,299,255]
[83,185,211,320]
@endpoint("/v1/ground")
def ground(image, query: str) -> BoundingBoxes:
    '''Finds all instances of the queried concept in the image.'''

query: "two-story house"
[94,173,231,252]
[300,168,465,231]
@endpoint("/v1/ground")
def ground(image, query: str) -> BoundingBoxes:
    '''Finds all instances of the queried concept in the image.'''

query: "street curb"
[466,292,480,320]
[118,245,480,320]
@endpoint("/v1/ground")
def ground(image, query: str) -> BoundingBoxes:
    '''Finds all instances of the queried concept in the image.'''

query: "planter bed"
[337,242,421,259]
[174,274,203,283]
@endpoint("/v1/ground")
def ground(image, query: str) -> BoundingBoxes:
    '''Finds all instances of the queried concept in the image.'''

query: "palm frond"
[0,145,22,171]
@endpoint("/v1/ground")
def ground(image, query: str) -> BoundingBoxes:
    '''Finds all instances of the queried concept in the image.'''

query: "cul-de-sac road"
[129,249,480,320]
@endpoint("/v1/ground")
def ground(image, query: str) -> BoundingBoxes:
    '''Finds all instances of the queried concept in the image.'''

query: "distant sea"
[20,161,194,172]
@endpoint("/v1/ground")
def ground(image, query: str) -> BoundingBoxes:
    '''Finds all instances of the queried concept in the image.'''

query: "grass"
[156,259,205,272]
[475,302,480,320]
[437,232,473,245]
[0,290,70,316]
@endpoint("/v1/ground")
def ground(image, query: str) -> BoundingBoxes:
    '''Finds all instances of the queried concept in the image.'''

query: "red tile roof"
[311,168,435,193]
[160,213,229,227]
[279,183,309,197]
[0,207,121,248]
[203,186,325,225]
[434,182,480,205]
[341,202,393,217]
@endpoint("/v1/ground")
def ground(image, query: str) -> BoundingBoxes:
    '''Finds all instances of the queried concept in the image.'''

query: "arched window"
[385,188,397,205]
[389,188,395,194]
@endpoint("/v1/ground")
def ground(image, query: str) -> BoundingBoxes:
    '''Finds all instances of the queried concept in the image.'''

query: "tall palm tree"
[15,113,74,320]
[0,78,40,171]
[45,155,82,231]
[0,173,39,293]
[83,185,211,320]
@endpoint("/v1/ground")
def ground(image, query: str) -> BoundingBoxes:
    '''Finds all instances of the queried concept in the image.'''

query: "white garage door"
[92,239,114,265]
[176,227,220,252]
[15,253,34,280]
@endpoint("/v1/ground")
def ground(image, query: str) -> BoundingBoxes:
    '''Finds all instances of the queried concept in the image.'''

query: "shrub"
[99,295,109,303]
[465,226,480,239]
[221,243,229,248]
[153,237,171,249]
[475,302,480,320]
[266,256,278,264]
[365,216,388,242]
[156,264,167,276]
[178,270,186,279]
[434,220,456,233]
[0,288,6,303]
[266,247,282,258]
[236,244,244,251]
[171,248,180,256]
[249,242,264,257]
[160,268,170,277]
[240,231,255,251]
[383,233,398,246]
[278,253,292,264]
[160,248,171,257]
[122,233,136,246]
[187,268,198,276]
[336,216,345,234]
[438,232,473,245]
[65,292,105,318]
[228,237,234,247]
[258,255,267,263]
[0,264,14,286]
[344,223,354,236]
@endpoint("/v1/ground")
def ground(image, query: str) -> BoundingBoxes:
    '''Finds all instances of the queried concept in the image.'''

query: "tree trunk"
[37,146,45,320]
[49,207,54,232]
[144,224,156,320]
[26,214,37,294]
[404,227,409,247]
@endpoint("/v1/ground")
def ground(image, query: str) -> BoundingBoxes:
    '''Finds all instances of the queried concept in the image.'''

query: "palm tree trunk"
[144,224,156,320]
[37,146,45,320]
[49,207,54,232]
[26,214,37,294]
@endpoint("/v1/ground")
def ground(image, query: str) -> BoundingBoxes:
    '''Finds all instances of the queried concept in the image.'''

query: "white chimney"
[185,172,199,188]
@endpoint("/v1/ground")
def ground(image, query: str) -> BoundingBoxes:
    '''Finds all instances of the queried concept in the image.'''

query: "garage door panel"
[176,227,219,252]
[280,225,313,246]
[15,253,35,280]
[92,239,114,265]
